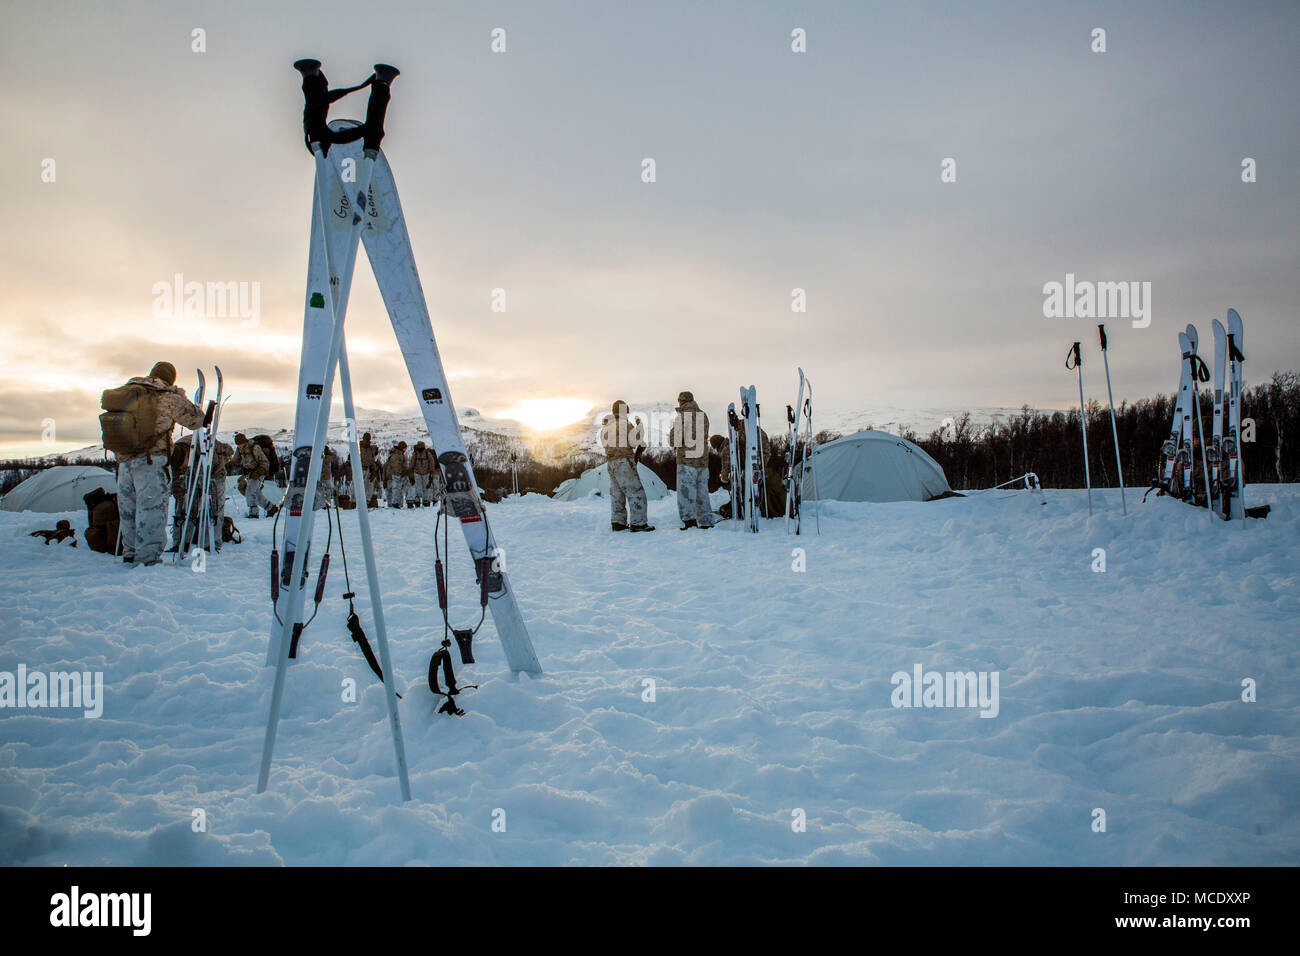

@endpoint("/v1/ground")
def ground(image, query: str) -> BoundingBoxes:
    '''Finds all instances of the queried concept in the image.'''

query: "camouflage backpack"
[100,382,164,456]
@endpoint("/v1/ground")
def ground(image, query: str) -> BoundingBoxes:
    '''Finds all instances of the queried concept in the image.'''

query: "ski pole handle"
[1065,342,1082,369]
[1098,324,1108,351]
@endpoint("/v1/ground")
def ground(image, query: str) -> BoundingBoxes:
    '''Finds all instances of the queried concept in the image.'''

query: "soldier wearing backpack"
[383,441,411,508]
[99,361,206,565]
[233,433,278,518]
[358,432,381,509]
[410,440,441,507]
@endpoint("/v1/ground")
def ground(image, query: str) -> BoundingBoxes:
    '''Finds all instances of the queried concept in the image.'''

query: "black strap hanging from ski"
[332,501,398,694]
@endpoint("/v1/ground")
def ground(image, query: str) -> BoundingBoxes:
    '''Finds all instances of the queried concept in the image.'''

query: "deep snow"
[1,484,1297,865]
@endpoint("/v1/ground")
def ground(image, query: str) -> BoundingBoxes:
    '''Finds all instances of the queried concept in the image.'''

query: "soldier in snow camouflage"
[383,442,411,508]
[233,433,276,518]
[116,361,206,565]
[601,400,654,532]
[667,390,715,529]
[409,441,442,507]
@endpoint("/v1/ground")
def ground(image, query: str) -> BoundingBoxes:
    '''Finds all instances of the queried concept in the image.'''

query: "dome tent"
[1,465,117,514]
[552,462,669,502]
[802,430,952,503]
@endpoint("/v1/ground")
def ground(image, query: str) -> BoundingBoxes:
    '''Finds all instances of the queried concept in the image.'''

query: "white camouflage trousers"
[119,456,170,565]
[245,477,273,517]
[208,478,226,549]
[387,476,410,507]
[608,458,648,526]
[676,464,715,527]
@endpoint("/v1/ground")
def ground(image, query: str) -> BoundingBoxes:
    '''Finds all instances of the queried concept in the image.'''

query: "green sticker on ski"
[309,292,325,309]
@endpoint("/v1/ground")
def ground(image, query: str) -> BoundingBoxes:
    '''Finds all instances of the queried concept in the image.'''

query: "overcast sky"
[2,0,1297,455]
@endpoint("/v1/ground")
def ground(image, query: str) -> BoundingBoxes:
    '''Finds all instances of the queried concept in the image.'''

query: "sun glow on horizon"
[495,398,593,433]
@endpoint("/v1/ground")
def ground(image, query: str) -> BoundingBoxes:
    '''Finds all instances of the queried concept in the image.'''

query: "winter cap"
[709,434,724,449]
[234,433,248,444]
[149,361,177,385]
[677,390,694,405]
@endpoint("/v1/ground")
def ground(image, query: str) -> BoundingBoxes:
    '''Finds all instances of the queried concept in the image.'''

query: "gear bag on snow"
[83,487,121,555]
[99,383,163,457]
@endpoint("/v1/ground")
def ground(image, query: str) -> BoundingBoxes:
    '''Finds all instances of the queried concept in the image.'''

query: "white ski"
[1225,308,1246,522]
[1211,318,1227,516]
[273,121,542,676]
[784,369,806,532]
[740,386,762,532]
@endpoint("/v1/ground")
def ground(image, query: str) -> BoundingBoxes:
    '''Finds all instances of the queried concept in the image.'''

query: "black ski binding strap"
[428,641,466,716]
[437,451,481,519]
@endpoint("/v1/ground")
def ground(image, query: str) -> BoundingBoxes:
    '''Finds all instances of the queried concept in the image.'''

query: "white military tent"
[552,462,669,501]
[1,465,117,514]
[802,430,952,503]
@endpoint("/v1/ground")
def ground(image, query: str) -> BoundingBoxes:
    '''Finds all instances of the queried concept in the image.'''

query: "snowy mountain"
[31,401,1044,466]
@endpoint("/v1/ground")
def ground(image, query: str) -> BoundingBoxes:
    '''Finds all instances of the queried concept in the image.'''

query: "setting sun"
[496,398,593,433]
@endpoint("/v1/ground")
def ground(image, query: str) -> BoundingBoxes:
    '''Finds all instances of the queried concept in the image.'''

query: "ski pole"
[1097,325,1127,514]
[1066,342,1092,515]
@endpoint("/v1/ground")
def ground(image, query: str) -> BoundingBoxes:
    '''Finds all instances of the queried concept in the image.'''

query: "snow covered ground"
[1,484,1297,866]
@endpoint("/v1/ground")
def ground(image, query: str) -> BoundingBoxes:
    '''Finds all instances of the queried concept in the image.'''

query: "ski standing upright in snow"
[260,59,543,800]
[172,369,206,564]
[726,402,743,528]
[1224,308,1247,522]
[784,370,806,532]
[1211,317,1227,515]
[740,386,762,532]
[1186,324,1214,516]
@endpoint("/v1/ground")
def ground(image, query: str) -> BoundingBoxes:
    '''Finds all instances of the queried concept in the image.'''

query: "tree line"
[903,370,1300,491]
[5,371,1296,499]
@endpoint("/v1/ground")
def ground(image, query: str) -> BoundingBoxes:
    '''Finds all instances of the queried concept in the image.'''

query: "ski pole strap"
[326,75,374,103]
[1228,335,1244,363]
[1192,354,1210,383]
[346,602,399,695]
[1098,324,1108,351]
[1065,342,1082,369]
